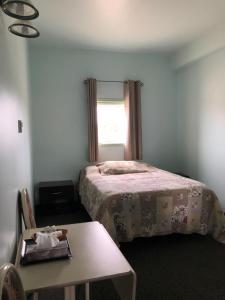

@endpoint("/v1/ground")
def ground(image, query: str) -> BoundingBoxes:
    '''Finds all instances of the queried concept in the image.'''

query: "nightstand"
[174,172,190,178]
[37,180,75,215]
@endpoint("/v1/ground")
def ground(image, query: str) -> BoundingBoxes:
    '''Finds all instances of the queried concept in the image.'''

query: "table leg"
[85,282,90,300]
[64,285,76,300]
[33,292,38,300]
[112,270,136,300]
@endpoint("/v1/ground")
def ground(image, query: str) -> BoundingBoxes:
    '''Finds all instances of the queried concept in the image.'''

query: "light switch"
[18,120,23,133]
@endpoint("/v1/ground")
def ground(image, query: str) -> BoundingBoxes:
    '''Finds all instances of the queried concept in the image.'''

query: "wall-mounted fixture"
[0,0,39,38]
[18,120,23,133]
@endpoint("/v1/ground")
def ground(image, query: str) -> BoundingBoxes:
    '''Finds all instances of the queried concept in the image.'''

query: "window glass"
[97,100,126,144]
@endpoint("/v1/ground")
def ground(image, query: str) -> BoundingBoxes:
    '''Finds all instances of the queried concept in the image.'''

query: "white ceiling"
[31,0,225,53]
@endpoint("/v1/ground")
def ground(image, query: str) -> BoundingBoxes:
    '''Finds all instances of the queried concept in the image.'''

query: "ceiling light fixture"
[0,0,39,38]
[9,20,39,38]
[2,0,39,20]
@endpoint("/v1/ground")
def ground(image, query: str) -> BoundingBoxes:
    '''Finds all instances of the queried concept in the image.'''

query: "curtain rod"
[84,79,144,86]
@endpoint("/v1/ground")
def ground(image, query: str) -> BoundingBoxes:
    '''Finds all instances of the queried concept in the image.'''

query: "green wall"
[29,39,225,210]
[177,47,225,208]
[0,13,32,265]
[29,46,178,189]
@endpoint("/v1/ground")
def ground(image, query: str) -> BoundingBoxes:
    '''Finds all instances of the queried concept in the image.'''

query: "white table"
[16,221,136,300]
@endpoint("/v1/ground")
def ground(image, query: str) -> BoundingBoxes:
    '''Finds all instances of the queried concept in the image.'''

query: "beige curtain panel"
[124,80,142,160]
[86,78,99,162]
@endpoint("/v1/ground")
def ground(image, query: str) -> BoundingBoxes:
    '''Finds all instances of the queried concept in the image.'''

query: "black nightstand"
[37,180,75,216]
[174,172,190,178]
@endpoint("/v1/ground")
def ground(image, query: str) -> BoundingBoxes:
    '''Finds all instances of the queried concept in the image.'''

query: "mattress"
[79,164,225,243]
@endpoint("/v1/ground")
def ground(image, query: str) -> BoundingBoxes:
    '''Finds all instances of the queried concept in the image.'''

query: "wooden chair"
[19,189,38,300]
[20,188,36,229]
[0,263,26,300]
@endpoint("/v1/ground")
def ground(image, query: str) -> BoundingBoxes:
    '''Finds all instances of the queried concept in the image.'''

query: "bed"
[79,161,225,243]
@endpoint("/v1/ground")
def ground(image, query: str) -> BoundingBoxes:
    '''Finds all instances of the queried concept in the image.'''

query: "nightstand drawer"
[37,180,76,216]
[39,180,74,202]
[39,187,73,204]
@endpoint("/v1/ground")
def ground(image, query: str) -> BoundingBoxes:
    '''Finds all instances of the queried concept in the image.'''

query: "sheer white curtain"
[97,81,125,162]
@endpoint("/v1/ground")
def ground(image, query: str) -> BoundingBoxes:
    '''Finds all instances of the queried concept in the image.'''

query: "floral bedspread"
[79,165,225,243]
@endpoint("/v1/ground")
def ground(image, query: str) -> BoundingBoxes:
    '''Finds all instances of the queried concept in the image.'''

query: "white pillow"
[97,161,151,175]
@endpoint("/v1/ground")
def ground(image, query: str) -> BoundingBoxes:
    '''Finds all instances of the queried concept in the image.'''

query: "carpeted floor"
[36,206,225,300]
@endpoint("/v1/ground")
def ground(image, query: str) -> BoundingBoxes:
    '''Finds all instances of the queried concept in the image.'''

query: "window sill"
[99,143,124,146]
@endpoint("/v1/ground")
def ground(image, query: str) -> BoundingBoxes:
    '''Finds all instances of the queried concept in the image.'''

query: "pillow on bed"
[97,161,150,175]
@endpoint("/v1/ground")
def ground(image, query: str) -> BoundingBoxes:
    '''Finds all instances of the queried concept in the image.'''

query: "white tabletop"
[16,221,133,292]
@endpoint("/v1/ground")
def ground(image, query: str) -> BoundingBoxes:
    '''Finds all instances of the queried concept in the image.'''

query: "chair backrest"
[20,188,36,229]
[0,263,26,300]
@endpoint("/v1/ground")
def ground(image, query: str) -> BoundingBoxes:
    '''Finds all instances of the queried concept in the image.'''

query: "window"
[97,99,126,144]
